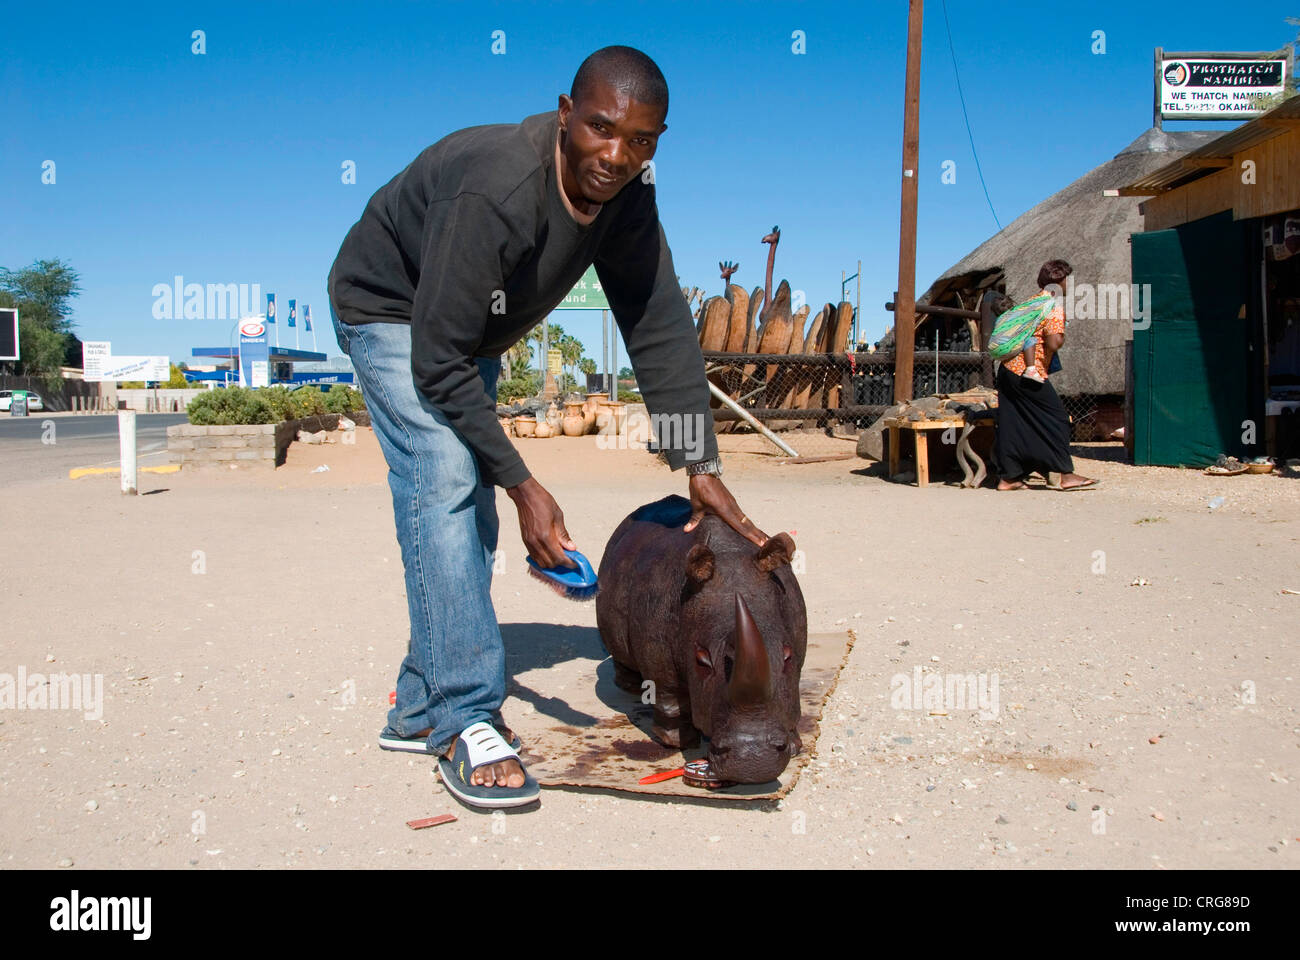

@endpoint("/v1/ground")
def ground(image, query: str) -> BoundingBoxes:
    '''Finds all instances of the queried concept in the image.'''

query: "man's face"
[557,83,666,205]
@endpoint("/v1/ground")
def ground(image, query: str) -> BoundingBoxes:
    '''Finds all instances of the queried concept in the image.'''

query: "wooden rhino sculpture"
[596,495,807,784]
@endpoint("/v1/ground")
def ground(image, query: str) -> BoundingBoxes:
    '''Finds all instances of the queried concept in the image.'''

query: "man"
[328,46,765,807]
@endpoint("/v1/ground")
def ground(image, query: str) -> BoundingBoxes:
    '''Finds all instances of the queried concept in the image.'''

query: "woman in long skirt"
[993,261,1097,491]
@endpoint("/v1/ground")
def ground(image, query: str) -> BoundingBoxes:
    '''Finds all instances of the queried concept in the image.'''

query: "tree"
[61,332,84,368]
[0,259,81,335]
[579,357,596,375]
[506,339,534,379]
[527,322,565,373]
[559,334,584,384]
[0,258,82,387]
[7,319,67,385]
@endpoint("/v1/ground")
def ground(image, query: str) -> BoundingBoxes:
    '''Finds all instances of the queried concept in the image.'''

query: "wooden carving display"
[793,304,830,422]
[758,279,794,410]
[692,223,874,435]
[825,301,854,409]
[717,284,750,432]
[698,295,731,352]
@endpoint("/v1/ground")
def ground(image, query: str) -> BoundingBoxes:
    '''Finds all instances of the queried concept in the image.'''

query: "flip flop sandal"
[438,721,540,809]
[379,725,522,755]
[1056,479,1099,491]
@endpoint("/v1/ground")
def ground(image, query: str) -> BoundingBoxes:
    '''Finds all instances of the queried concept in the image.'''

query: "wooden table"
[883,416,995,488]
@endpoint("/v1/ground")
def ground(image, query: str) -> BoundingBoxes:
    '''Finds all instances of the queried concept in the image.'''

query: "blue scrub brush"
[526,549,599,601]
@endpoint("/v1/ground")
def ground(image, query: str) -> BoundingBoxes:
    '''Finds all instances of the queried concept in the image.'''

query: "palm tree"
[507,339,533,379]
[528,322,565,376]
[559,334,584,385]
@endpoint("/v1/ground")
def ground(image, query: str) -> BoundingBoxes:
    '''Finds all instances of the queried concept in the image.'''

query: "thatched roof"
[916,128,1221,395]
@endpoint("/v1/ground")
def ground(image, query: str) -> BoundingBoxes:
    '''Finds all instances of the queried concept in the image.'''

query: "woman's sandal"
[438,721,540,809]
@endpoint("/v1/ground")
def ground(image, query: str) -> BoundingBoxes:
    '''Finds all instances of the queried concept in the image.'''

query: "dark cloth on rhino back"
[993,364,1074,480]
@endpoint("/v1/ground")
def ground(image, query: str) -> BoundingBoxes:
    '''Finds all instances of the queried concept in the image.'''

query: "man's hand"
[506,477,577,569]
[684,474,767,546]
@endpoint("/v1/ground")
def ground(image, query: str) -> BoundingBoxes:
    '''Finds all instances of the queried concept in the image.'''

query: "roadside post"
[118,409,138,495]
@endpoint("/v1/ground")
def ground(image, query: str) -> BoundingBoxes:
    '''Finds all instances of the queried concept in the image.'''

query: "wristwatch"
[686,456,723,477]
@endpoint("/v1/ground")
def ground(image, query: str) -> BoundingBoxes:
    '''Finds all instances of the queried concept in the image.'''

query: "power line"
[941,0,1002,231]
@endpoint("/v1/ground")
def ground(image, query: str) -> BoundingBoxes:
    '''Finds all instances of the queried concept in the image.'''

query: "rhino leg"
[650,689,700,749]
[612,660,643,695]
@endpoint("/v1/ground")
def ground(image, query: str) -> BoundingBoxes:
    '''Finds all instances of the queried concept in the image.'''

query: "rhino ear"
[686,544,715,588]
[755,533,796,574]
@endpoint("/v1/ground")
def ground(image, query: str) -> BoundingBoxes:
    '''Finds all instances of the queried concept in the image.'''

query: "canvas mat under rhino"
[499,625,856,800]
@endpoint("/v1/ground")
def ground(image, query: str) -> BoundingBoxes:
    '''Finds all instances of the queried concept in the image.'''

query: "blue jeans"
[330,305,506,756]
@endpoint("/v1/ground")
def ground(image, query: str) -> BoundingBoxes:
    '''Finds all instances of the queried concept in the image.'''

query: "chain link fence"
[701,349,994,457]
[1061,393,1125,442]
[698,350,1122,456]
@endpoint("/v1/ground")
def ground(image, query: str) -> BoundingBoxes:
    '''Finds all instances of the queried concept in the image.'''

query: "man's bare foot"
[997,479,1026,490]
[1058,473,1097,490]
[414,726,526,789]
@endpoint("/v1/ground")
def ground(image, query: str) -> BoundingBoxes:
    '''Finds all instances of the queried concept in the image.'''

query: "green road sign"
[561,266,608,311]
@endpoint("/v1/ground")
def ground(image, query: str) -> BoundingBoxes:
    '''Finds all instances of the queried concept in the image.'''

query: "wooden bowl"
[1245,461,1275,474]
[1204,466,1247,476]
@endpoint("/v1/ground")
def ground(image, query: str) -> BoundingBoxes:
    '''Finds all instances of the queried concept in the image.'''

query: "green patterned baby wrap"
[986,293,1055,362]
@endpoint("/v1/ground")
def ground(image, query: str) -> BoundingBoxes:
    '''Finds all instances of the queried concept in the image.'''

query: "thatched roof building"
[916,128,1221,396]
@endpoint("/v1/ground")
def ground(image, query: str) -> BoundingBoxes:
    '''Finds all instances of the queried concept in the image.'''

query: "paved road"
[0,413,188,486]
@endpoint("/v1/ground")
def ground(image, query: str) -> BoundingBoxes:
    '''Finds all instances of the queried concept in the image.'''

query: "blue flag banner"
[304,304,312,332]
[266,293,276,325]
[288,299,297,329]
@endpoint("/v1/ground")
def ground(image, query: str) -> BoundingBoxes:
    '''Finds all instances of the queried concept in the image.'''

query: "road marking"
[84,444,169,468]
[69,465,181,480]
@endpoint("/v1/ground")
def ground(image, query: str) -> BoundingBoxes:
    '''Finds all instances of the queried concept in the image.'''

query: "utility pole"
[1153,47,1163,131]
[855,258,861,348]
[893,0,924,404]
[841,260,863,347]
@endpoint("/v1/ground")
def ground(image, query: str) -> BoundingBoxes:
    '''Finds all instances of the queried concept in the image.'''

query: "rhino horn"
[728,594,770,706]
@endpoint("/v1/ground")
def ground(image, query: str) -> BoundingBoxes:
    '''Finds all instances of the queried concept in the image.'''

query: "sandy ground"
[1,426,1297,870]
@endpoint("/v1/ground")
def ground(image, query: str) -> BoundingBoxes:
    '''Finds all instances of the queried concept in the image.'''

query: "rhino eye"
[695,646,713,670]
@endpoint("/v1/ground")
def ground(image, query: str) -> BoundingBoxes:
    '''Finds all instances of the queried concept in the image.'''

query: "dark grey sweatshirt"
[328,109,716,488]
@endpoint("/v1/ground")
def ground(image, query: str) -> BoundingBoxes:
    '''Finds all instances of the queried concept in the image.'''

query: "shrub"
[618,390,641,403]
[497,374,540,402]
[289,386,327,418]
[323,383,365,413]
[260,385,296,422]
[186,386,275,425]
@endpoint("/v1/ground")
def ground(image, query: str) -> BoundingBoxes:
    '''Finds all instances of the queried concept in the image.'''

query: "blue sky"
[3,0,1295,367]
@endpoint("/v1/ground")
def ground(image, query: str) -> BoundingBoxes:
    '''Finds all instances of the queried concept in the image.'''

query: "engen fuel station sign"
[238,319,270,388]
[1160,54,1289,119]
